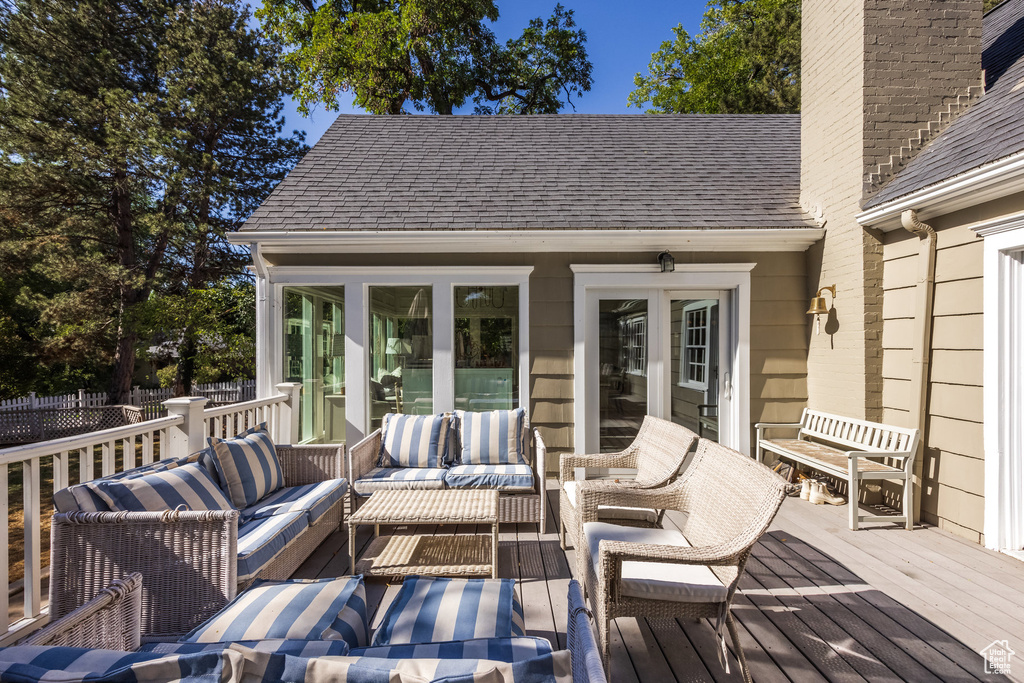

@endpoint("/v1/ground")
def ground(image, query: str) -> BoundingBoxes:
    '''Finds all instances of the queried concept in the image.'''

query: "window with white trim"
[621,314,647,376]
[679,301,715,390]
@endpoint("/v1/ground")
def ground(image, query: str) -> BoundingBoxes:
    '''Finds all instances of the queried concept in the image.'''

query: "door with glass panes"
[591,289,732,453]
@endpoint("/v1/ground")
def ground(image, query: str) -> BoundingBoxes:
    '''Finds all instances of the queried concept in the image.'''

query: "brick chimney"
[799,0,983,420]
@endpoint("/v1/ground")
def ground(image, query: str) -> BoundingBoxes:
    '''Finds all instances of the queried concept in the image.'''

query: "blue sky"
[274,2,708,145]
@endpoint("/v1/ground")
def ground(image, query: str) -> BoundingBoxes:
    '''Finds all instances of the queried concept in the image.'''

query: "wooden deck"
[294,484,1024,682]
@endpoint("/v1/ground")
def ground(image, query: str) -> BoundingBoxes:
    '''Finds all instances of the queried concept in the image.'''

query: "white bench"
[755,409,920,530]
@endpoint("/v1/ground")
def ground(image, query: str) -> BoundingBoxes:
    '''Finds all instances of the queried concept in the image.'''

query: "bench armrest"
[348,429,381,484]
[754,421,802,432]
[277,444,344,486]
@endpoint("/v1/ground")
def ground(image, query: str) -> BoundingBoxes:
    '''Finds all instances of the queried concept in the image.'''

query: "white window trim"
[572,265,752,455]
[678,300,715,391]
[975,213,1024,553]
[262,266,532,447]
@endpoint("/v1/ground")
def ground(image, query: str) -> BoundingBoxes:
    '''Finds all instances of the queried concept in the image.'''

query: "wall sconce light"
[658,251,675,273]
[807,285,836,334]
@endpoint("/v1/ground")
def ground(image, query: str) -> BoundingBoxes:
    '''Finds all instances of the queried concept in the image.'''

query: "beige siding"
[882,220,984,542]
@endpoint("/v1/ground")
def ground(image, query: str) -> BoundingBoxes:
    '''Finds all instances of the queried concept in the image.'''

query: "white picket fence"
[0,381,257,420]
[0,383,300,645]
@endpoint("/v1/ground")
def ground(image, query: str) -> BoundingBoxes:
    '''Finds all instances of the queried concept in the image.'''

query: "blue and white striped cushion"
[371,577,524,646]
[241,479,349,524]
[455,409,527,465]
[140,638,351,657]
[236,511,309,582]
[208,428,284,508]
[351,636,552,662]
[444,464,535,491]
[182,576,368,648]
[87,462,232,512]
[352,467,447,496]
[378,413,451,468]
[0,646,229,682]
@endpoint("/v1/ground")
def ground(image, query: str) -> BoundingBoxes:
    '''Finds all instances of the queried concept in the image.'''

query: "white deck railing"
[0,382,300,644]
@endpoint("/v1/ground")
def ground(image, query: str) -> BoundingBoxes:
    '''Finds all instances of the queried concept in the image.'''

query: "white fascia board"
[857,153,1024,231]
[228,228,824,253]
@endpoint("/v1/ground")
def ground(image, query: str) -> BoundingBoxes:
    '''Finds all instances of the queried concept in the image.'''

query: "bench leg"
[848,464,859,531]
[904,475,914,531]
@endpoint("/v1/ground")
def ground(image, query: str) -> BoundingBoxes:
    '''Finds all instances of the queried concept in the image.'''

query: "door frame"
[571,264,753,455]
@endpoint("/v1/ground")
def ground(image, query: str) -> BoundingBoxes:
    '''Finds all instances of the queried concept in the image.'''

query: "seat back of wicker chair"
[676,439,794,563]
[631,416,698,488]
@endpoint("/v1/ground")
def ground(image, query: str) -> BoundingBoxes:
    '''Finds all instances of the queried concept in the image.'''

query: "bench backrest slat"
[798,408,919,458]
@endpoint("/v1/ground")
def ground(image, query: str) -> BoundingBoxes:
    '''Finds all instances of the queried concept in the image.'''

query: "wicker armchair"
[558,416,697,549]
[23,572,142,650]
[49,444,344,640]
[577,439,795,681]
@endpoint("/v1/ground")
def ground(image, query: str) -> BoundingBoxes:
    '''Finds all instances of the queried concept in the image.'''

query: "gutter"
[900,209,937,527]
[225,228,825,254]
[857,153,1024,230]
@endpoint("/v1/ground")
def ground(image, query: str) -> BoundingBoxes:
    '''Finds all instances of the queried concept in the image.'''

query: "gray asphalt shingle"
[241,114,814,232]
[864,0,1024,209]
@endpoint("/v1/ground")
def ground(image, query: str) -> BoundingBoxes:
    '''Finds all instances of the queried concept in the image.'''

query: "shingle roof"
[241,114,814,232]
[864,0,1024,209]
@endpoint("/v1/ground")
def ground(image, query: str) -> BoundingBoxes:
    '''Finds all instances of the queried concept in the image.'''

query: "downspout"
[900,209,937,526]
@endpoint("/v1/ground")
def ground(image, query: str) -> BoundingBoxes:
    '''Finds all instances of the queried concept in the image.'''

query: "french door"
[579,286,740,454]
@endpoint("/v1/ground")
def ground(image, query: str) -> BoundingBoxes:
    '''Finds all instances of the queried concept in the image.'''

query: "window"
[679,301,716,390]
[621,315,647,376]
[283,286,344,443]
[368,286,433,431]
[454,286,518,411]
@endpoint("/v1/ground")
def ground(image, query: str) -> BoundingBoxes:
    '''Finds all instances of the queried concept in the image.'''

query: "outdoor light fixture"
[658,251,675,273]
[807,285,836,334]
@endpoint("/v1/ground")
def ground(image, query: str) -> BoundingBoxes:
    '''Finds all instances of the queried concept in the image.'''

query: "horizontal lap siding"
[882,224,984,542]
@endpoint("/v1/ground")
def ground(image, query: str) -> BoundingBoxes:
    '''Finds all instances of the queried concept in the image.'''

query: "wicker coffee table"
[349,489,500,579]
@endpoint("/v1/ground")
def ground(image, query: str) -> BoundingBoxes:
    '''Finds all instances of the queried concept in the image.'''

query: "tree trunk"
[107,171,138,405]
[174,333,197,397]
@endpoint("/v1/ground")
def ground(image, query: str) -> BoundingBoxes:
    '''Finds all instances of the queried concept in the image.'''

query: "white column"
[163,397,209,458]
[275,382,303,444]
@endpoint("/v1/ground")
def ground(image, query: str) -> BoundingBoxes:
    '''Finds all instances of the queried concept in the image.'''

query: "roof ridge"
[862,81,985,200]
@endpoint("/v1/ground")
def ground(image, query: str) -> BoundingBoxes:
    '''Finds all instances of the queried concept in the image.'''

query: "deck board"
[293,485,1023,682]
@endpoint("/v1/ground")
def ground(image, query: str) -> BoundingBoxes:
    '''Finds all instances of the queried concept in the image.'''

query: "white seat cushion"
[563,481,659,525]
[584,521,728,603]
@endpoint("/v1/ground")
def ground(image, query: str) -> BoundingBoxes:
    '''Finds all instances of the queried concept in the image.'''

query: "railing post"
[163,397,209,458]
[275,382,302,445]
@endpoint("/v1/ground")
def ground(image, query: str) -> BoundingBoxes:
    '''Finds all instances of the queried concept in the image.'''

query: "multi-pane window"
[680,302,715,389]
[622,315,647,376]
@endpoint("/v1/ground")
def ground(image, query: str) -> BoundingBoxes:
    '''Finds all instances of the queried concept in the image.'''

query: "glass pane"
[671,299,719,442]
[599,299,647,453]
[369,286,433,432]
[454,286,518,411]
[283,286,345,443]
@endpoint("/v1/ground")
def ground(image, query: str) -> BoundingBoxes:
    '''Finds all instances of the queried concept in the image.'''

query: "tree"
[255,0,593,115]
[629,0,800,114]
[0,0,305,402]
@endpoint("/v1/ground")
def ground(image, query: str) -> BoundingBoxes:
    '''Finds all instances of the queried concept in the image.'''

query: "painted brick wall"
[801,0,876,419]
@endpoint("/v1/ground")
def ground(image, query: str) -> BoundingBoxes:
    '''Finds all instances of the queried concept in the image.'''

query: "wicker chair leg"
[727,613,752,683]
[559,517,567,550]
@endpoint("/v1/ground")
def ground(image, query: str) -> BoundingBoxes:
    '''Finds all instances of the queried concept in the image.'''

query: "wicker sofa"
[7,573,606,683]
[350,408,547,529]
[49,443,347,639]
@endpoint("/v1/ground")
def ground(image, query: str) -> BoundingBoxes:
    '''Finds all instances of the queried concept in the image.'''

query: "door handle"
[723,372,732,400]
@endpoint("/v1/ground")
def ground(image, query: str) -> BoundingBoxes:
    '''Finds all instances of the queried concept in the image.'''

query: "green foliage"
[984,0,1006,12]
[0,0,304,400]
[139,280,257,388]
[629,0,800,114]
[255,0,592,115]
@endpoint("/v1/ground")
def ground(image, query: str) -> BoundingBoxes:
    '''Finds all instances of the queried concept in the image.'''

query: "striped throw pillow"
[378,413,451,468]
[208,428,284,508]
[182,576,368,648]
[88,463,232,513]
[350,636,552,662]
[455,408,527,465]
[371,577,524,647]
